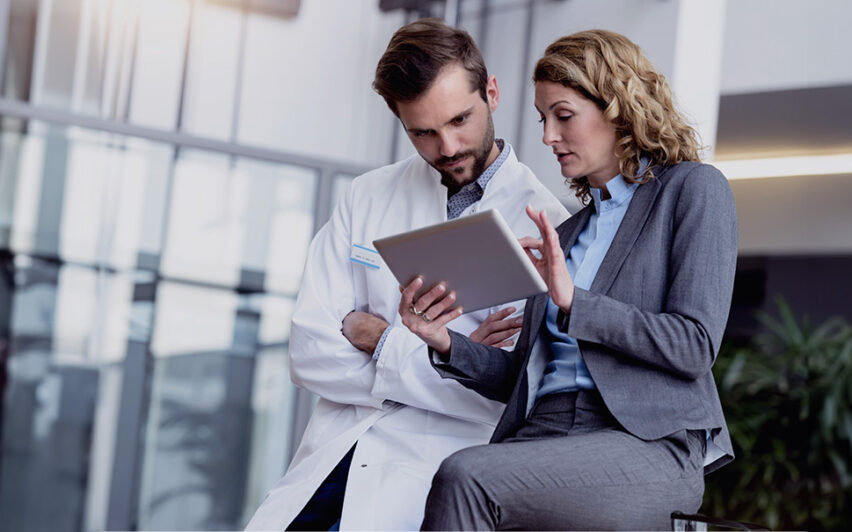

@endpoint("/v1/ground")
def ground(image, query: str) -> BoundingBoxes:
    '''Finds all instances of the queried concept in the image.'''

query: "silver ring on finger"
[421,313,432,322]
[410,305,422,317]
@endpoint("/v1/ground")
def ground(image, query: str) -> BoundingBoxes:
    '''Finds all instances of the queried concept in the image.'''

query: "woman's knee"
[433,445,492,489]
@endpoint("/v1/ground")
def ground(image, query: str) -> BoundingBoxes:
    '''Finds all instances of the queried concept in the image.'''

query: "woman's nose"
[541,119,561,146]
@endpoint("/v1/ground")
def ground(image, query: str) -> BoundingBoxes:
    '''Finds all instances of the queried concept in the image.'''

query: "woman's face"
[534,81,620,189]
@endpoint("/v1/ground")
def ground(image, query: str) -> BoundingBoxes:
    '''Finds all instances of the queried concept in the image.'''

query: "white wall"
[732,173,852,255]
[236,1,405,168]
[720,0,852,94]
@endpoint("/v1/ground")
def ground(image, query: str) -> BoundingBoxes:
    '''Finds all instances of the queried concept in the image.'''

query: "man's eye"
[452,115,468,125]
[413,131,429,138]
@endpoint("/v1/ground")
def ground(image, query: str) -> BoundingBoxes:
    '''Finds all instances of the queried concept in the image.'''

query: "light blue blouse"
[536,173,639,399]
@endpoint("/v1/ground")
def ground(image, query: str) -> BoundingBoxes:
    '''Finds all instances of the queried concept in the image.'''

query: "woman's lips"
[556,152,572,163]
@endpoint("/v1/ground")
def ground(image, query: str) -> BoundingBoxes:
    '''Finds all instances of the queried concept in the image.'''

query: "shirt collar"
[441,139,512,195]
[591,158,648,212]
[474,138,508,191]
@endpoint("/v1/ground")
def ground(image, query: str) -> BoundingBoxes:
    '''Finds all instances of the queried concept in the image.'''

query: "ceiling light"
[714,153,852,180]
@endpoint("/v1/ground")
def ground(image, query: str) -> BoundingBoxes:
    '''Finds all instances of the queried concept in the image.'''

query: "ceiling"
[715,83,852,160]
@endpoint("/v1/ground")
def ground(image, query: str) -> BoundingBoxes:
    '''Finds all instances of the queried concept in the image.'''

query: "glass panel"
[17,0,142,118]
[3,123,48,253]
[58,128,173,270]
[244,295,296,512]
[0,121,175,268]
[161,150,317,291]
[52,263,134,364]
[232,158,316,294]
[2,0,38,101]
[31,0,85,109]
[128,0,191,129]
[139,282,297,531]
[180,2,242,140]
[0,117,320,531]
[0,257,134,532]
[140,281,240,529]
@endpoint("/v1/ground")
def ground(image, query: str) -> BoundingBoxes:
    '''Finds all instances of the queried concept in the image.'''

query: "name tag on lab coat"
[350,244,381,269]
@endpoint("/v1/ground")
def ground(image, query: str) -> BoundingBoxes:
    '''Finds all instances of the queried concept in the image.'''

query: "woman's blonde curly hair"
[534,30,701,202]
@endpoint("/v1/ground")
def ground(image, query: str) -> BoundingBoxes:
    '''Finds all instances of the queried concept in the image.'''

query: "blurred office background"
[0,0,849,530]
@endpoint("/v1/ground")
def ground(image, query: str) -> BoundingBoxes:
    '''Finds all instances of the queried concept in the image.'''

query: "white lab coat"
[245,147,568,531]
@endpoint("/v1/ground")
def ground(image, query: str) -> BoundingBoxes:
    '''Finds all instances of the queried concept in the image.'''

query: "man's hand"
[470,307,523,348]
[342,311,390,355]
[398,277,462,355]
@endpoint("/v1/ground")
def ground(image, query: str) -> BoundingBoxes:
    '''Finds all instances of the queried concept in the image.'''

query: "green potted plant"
[704,299,852,530]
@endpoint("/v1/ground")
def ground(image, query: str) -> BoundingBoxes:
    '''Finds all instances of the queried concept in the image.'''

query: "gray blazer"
[433,162,738,473]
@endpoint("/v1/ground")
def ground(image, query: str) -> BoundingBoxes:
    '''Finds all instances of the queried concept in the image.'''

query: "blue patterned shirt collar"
[446,139,508,219]
[475,138,508,190]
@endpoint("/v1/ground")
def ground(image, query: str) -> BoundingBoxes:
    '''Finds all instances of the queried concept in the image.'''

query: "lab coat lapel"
[410,158,449,225]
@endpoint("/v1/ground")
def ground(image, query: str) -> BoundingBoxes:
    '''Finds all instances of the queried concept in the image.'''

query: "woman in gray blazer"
[399,29,738,530]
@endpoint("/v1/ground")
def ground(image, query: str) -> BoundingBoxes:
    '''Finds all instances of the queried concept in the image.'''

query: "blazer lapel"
[590,173,663,294]
[558,204,592,254]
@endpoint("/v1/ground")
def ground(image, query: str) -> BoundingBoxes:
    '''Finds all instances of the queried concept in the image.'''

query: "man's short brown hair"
[373,18,488,115]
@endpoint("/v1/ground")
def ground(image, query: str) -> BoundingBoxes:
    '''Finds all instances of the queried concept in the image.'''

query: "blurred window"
[0,2,375,530]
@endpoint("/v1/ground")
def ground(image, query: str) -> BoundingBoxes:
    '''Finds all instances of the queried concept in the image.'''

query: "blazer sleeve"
[430,329,524,403]
[564,165,738,380]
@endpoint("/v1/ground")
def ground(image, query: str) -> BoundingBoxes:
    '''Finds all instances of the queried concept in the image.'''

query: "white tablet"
[373,209,547,313]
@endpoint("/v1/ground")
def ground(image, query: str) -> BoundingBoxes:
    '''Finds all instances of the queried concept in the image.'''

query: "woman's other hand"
[520,205,575,313]
[470,307,523,348]
[398,277,463,354]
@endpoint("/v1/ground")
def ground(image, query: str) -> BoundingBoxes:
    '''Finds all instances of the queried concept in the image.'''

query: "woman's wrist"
[429,329,452,356]
[555,284,575,314]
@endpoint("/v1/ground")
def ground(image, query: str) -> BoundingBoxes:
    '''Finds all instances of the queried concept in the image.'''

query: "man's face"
[396,63,500,187]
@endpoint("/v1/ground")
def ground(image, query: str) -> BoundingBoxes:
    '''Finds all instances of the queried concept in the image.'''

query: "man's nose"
[438,131,460,158]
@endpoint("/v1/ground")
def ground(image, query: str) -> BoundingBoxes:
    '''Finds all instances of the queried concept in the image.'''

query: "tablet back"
[373,209,547,313]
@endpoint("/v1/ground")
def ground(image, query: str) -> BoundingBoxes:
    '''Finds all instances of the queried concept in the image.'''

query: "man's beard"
[434,113,496,191]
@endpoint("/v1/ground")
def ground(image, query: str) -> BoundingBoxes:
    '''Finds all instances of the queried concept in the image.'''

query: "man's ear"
[486,75,499,113]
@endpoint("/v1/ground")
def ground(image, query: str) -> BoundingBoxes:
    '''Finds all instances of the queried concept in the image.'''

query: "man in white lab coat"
[245,18,568,531]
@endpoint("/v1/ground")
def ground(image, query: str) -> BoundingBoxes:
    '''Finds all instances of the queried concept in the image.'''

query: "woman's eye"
[537,116,545,124]
[557,114,572,121]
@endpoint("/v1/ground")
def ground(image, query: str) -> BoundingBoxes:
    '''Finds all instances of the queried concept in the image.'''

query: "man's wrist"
[371,326,393,361]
